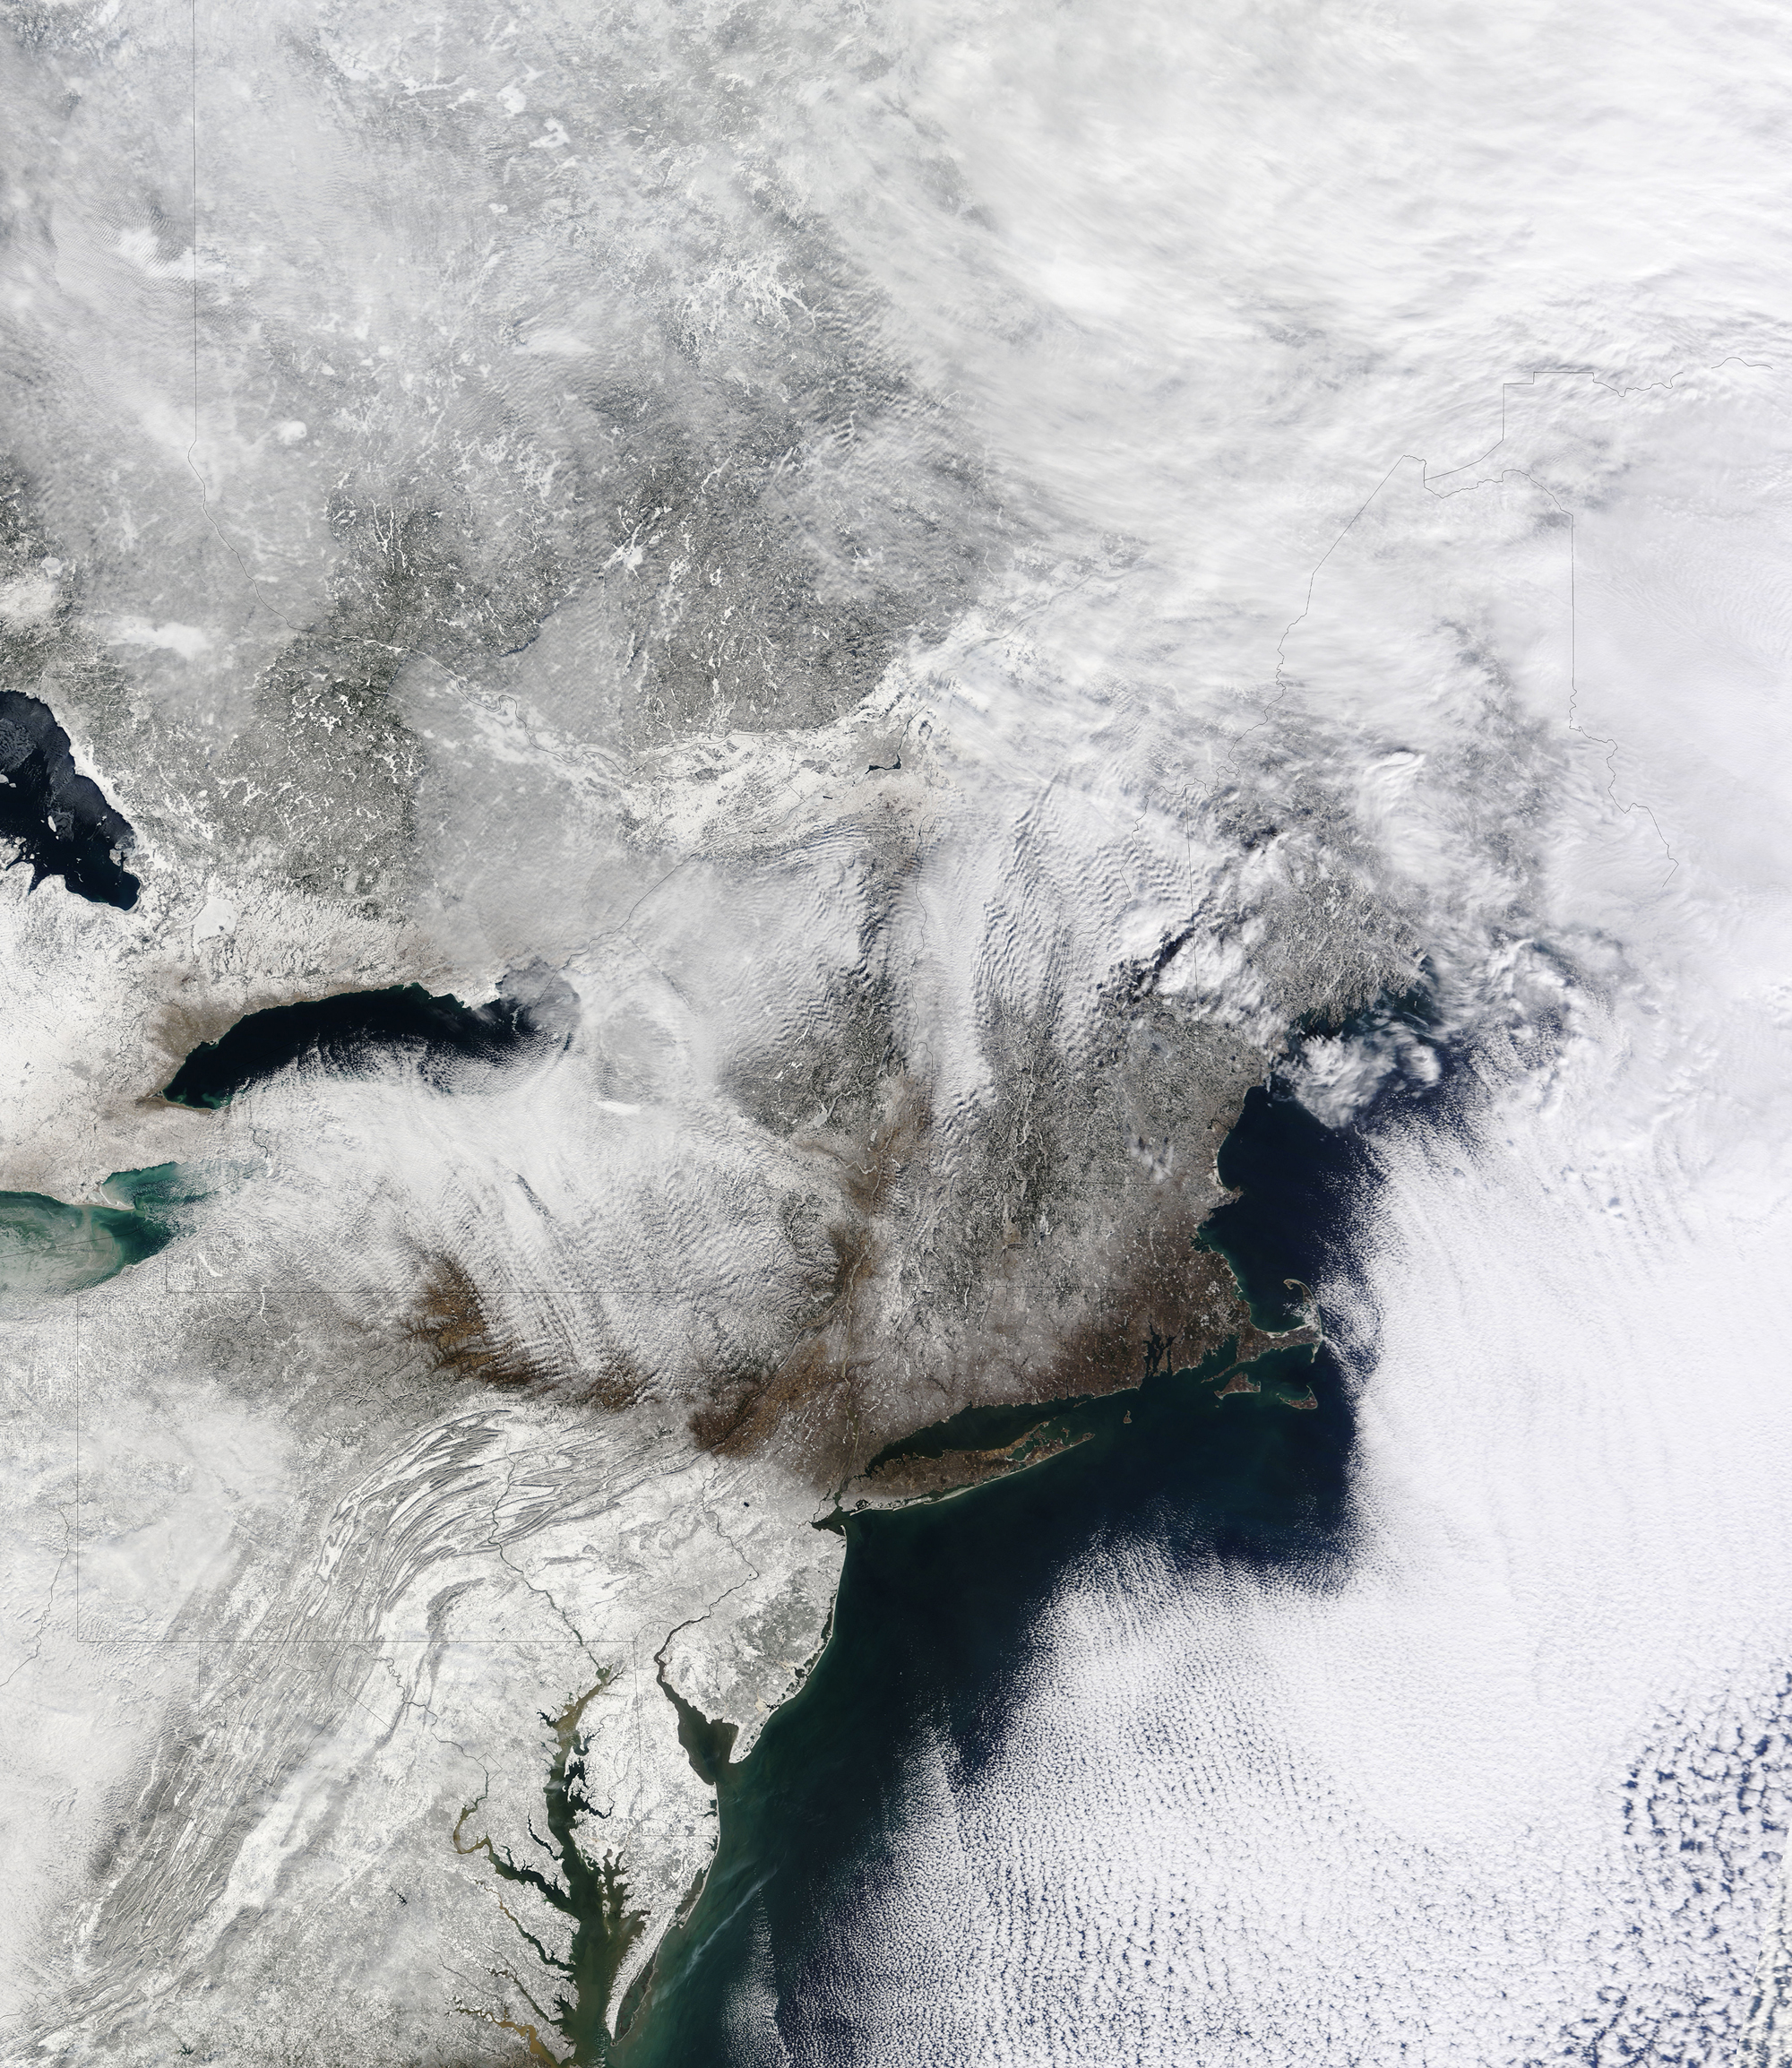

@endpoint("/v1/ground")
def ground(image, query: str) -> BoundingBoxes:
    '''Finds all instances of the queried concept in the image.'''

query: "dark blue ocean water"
[620,1081,1380,2065]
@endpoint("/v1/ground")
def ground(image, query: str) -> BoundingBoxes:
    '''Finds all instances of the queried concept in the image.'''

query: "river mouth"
[617,1349,1357,2064]
[615,1078,1371,2064]
[454,1680,652,2067]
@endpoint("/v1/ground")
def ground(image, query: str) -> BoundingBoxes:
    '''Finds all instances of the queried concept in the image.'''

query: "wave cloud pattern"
[0,0,1790,2063]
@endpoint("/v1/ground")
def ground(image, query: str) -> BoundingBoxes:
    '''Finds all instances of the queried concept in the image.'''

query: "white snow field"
[1,0,1790,2062]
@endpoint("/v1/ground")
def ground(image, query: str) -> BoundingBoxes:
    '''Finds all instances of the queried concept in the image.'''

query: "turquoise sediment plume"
[0,1162,214,1298]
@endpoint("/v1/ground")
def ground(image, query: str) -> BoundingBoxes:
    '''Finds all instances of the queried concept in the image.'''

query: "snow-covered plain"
[2,0,1790,2061]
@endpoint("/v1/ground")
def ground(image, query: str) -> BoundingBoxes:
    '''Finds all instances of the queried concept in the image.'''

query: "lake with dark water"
[0,690,139,909]
[160,970,576,1108]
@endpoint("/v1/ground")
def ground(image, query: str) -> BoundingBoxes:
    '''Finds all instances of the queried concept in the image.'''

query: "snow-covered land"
[2,0,1791,2061]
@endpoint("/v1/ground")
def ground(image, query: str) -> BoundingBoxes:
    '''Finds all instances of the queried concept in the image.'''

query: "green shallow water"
[0,1161,217,1299]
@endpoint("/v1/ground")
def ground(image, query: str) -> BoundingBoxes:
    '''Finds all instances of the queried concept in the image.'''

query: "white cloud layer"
[4,0,1791,2057]
[708,354,1792,2056]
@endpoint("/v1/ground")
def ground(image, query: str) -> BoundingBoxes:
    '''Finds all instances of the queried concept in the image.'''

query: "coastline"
[616,1075,1369,2062]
